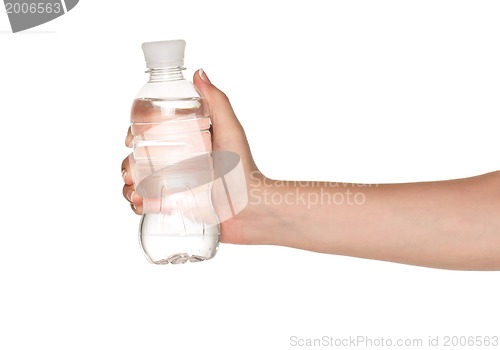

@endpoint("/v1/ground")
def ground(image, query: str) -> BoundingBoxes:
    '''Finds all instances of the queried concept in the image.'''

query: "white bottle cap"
[141,39,186,69]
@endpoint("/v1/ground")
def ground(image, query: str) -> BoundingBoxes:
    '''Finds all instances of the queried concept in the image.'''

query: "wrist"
[220,175,289,246]
[242,176,300,246]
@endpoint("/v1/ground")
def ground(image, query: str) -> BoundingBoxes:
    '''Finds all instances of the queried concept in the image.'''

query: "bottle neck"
[148,67,185,82]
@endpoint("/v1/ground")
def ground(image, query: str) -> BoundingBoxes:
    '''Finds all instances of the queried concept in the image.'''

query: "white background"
[1,1,499,349]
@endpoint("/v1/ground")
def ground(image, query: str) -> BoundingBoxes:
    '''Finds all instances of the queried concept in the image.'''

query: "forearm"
[251,171,500,270]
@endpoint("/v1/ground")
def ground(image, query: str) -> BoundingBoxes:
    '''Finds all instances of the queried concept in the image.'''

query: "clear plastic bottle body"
[131,67,220,264]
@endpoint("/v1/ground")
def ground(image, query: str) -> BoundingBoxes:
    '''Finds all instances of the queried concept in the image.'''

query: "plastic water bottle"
[130,40,220,264]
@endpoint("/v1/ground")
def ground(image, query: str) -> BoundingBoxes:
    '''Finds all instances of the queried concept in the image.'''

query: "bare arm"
[242,172,500,270]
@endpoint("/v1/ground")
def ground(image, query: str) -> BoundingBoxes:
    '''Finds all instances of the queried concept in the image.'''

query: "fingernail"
[122,169,127,182]
[199,68,211,85]
[127,190,135,203]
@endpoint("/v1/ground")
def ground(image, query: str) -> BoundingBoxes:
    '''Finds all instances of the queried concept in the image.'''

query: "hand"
[121,69,269,245]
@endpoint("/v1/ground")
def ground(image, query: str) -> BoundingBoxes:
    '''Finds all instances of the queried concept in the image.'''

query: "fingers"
[122,183,143,215]
[121,154,134,185]
[121,153,143,214]
[122,183,143,210]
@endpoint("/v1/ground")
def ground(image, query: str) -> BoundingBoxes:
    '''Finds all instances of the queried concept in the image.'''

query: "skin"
[122,69,500,271]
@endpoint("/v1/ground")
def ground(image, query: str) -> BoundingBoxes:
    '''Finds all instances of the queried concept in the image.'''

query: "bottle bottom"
[139,213,220,265]
[153,253,208,265]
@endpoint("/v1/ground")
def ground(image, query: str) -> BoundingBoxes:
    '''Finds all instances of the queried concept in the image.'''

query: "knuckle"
[217,90,230,104]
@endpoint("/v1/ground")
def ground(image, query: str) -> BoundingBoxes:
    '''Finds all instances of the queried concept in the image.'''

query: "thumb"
[193,69,244,135]
[193,69,255,167]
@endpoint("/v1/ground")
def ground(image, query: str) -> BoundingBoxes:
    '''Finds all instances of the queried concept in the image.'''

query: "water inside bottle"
[131,97,220,264]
